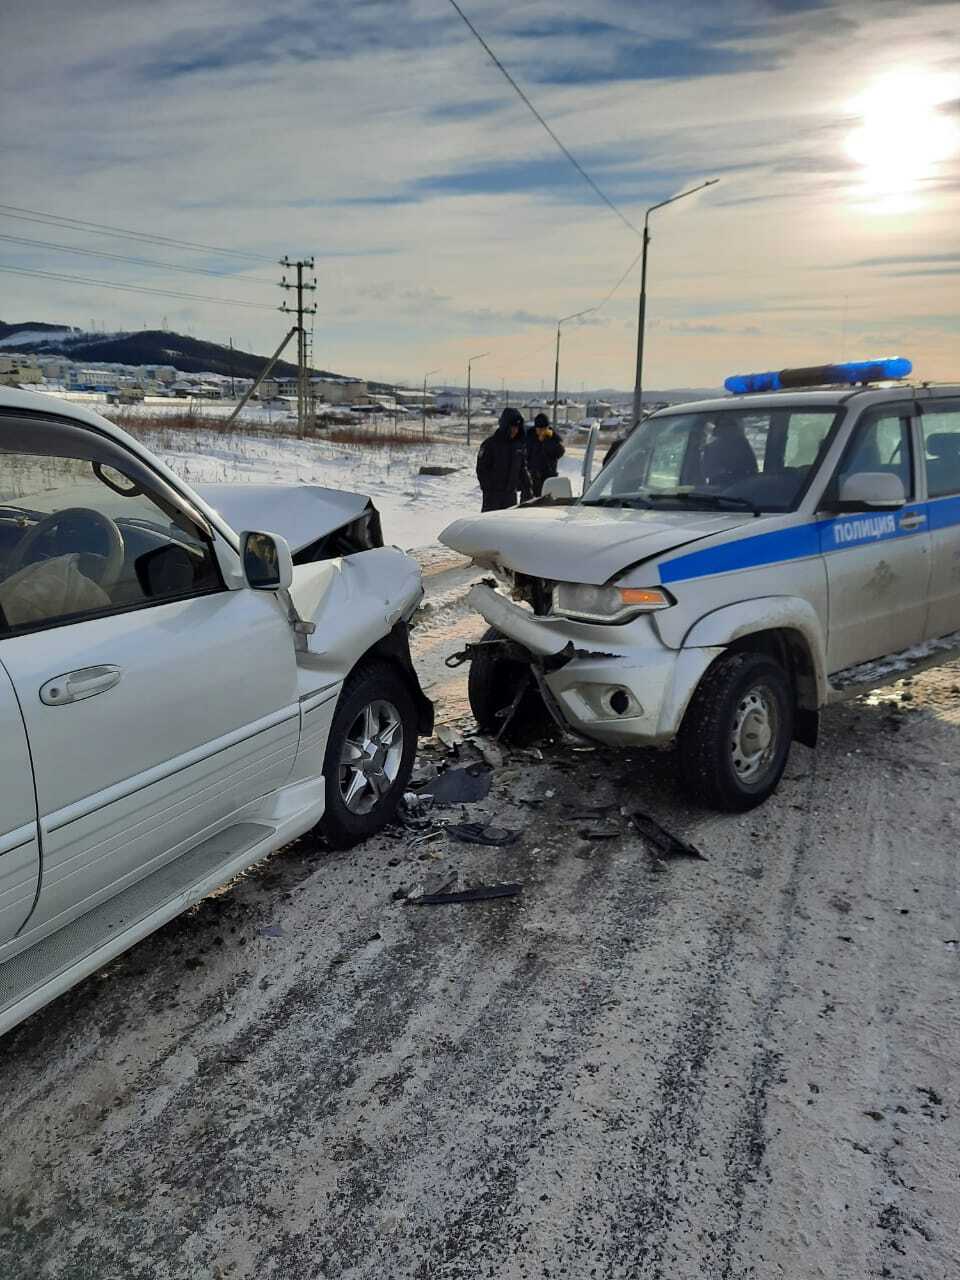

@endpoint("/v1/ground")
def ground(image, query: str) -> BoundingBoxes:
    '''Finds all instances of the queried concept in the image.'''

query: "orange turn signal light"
[618,587,669,607]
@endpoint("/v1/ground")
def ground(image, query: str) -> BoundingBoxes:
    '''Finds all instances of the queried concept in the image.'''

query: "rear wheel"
[319,662,418,849]
[467,626,552,744]
[679,652,793,811]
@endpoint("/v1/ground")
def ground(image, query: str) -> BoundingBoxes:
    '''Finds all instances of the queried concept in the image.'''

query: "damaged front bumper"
[464,584,723,747]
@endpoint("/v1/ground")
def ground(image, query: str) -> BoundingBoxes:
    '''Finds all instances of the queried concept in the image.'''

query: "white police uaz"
[441,358,960,810]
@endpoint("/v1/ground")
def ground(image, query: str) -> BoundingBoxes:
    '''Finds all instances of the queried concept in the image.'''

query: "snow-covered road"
[2,419,957,1280]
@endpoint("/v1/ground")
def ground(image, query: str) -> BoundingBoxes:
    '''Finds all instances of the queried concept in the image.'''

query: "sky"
[1,0,959,391]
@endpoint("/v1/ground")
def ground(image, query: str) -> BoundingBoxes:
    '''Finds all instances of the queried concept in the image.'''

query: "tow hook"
[444,637,510,669]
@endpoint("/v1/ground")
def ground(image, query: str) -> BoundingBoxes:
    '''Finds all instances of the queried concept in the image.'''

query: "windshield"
[584,405,841,513]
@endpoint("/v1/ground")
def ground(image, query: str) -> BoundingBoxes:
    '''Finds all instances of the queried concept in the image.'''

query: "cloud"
[426,99,505,122]
[534,38,777,87]
[842,252,960,269]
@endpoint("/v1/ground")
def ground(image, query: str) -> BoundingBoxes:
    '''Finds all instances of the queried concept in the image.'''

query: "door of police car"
[818,405,931,674]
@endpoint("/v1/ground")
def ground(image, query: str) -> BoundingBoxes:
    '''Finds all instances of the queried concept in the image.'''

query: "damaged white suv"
[441,363,960,811]
[0,388,430,1035]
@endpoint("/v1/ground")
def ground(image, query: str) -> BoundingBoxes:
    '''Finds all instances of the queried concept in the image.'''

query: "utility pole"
[632,179,718,427]
[553,309,596,432]
[279,257,317,437]
[229,337,236,399]
[422,368,439,440]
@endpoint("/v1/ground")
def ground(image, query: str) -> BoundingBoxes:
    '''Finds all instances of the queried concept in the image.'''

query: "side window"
[833,411,914,500]
[0,432,223,635]
[646,423,690,490]
[784,413,834,469]
[921,404,960,499]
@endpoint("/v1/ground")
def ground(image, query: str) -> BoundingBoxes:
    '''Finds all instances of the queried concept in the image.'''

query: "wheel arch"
[682,598,827,748]
[354,621,434,737]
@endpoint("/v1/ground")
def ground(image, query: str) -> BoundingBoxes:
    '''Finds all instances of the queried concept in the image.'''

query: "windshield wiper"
[581,495,652,509]
[644,491,761,516]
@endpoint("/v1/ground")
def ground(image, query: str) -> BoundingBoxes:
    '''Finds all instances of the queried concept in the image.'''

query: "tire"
[467,626,552,744]
[679,652,794,812]
[318,661,418,849]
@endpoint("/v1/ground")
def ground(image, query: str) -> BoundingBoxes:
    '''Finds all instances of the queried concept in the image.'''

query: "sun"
[846,70,959,212]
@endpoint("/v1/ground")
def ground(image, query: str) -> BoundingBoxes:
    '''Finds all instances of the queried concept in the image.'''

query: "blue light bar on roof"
[724,356,912,395]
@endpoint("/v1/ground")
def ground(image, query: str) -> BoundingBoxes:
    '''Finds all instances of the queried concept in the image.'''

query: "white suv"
[441,365,960,811]
[0,389,430,1036]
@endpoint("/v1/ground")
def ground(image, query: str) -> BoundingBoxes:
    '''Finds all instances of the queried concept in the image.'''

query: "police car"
[440,358,960,810]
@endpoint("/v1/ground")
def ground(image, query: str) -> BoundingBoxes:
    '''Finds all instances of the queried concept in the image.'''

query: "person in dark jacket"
[477,407,528,511]
[527,412,566,496]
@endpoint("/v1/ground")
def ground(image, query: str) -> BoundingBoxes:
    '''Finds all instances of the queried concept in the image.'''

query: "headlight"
[552,582,673,623]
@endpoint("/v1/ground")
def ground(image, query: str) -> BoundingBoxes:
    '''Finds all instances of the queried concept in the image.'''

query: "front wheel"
[318,662,418,849]
[678,652,794,811]
[467,626,552,744]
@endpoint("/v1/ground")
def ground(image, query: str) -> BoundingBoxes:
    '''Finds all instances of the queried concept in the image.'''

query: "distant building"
[0,356,43,386]
[434,391,464,413]
[394,389,435,409]
[586,400,614,419]
[309,376,367,405]
[542,400,585,425]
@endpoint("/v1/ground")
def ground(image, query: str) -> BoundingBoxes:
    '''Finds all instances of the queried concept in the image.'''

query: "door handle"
[40,665,123,706]
[899,512,926,531]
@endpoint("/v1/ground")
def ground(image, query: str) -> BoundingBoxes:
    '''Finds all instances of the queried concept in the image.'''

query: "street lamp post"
[632,178,718,428]
[422,368,439,440]
[553,309,596,433]
[466,351,489,445]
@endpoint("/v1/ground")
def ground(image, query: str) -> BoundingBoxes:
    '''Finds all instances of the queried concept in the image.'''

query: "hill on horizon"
[0,321,393,390]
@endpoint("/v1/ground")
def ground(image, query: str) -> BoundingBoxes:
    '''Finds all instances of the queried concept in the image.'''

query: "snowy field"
[131,421,585,553]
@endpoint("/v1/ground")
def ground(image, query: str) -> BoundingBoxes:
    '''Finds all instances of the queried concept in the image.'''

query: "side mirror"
[831,472,906,512]
[240,530,293,590]
[542,475,573,500]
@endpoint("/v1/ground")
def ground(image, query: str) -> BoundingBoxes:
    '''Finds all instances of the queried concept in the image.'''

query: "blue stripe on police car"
[659,504,933,585]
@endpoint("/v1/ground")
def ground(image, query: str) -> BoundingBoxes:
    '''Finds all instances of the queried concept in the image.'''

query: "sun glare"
[847,70,959,212]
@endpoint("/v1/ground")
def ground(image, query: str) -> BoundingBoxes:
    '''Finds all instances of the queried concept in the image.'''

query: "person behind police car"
[527,412,566,497]
[476,407,529,511]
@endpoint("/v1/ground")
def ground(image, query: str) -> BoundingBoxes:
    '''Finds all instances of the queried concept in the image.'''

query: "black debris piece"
[445,822,521,847]
[406,882,522,905]
[578,828,620,841]
[418,465,462,476]
[422,764,492,805]
[563,801,618,821]
[630,811,707,861]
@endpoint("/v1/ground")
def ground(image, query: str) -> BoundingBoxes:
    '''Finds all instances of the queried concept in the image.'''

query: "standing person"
[476,407,527,511]
[528,412,566,496]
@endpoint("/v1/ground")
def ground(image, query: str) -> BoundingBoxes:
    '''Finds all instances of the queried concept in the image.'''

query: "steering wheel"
[6,507,125,589]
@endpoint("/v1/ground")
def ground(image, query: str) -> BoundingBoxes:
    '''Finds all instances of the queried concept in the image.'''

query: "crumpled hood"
[440,503,752,585]
[195,484,373,553]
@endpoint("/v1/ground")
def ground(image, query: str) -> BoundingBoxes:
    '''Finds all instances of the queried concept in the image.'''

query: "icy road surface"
[1,549,957,1280]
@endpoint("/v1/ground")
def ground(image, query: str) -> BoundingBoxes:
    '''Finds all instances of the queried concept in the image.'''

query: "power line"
[445,0,641,237]
[0,204,277,263]
[594,244,646,312]
[0,263,278,311]
[0,232,276,285]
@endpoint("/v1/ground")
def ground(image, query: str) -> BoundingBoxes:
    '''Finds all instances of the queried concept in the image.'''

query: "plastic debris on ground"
[444,822,521,847]
[402,791,435,816]
[410,758,439,785]
[630,811,707,868]
[422,764,492,805]
[469,735,505,770]
[435,725,463,752]
[403,881,523,906]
